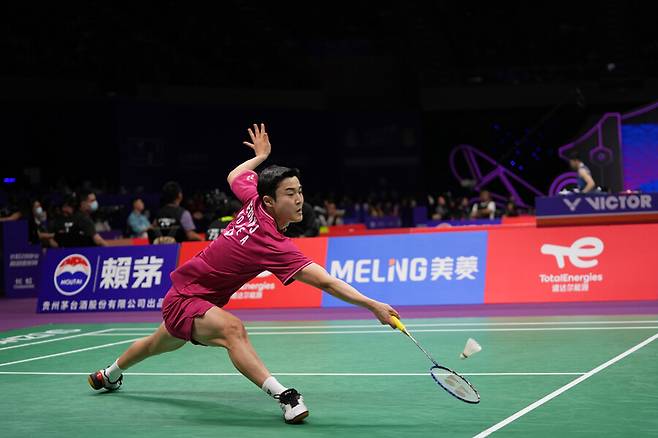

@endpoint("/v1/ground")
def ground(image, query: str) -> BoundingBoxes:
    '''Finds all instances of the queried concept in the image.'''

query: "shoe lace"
[276,389,300,407]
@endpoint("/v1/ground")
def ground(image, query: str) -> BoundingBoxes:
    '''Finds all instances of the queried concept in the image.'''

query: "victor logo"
[540,237,604,269]
[563,198,582,212]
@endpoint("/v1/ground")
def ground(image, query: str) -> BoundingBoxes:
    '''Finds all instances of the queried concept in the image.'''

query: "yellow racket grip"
[390,316,407,333]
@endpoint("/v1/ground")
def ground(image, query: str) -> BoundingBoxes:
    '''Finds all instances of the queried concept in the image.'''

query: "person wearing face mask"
[28,199,56,247]
[72,190,108,247]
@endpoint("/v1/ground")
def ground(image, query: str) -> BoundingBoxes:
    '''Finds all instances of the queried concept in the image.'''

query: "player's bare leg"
[192,306,309,424]
[88,323,185,391]
[192,306,270,384]
[117,323,186,369]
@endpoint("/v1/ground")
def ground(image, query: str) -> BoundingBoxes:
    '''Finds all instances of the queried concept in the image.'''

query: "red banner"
[485,224,658,303]
[177,237,328,309]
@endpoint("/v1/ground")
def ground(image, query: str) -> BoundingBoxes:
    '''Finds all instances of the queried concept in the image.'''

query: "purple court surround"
[1,297,657,332]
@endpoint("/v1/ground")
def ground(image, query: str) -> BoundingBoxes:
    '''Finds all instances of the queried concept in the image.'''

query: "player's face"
[273,177,304,225]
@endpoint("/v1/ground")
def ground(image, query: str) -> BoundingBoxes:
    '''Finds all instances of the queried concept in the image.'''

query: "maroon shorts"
[162,288,215,343]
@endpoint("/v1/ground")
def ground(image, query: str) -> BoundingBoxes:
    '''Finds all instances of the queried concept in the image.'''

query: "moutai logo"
[53,254,92,296]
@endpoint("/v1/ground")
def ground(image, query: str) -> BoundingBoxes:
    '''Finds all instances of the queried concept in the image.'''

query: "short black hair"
[78,190,94,205]
[162,181,182,204]
[257,165,301,200]
[61,194,78,209]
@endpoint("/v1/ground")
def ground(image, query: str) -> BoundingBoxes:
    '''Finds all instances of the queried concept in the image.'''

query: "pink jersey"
[169,170,313,307]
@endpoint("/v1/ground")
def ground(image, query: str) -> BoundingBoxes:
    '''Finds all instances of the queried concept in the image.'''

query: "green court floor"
[1,315,657,437]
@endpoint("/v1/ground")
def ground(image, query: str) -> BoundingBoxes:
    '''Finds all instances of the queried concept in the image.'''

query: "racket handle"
[390,316,407,332]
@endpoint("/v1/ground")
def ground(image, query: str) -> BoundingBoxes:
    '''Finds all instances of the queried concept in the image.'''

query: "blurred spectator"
[320,200,344,225]
[470,190,496,220]
[569,153,597,193]
[49,195,76,247]
[78,190,109,246]
[455,196,471,220]
[431,195,450,220]
[27,199,56,247]
[285,202,320,238]
[206,199,241,241]
[503,198,520,217]
[50,193,107,247]
[127,197,151,238]
[187,191,209,231]
[0,194,28,222]
[149,181,202,244]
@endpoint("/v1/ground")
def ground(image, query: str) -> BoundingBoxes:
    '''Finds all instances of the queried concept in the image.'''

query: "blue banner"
[322,232,488,307]
[36,245,179,313]
[536,193,657,217]
[2,221,41,298]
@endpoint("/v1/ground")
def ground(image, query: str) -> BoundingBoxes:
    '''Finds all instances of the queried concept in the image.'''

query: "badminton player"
[88,123,400,424]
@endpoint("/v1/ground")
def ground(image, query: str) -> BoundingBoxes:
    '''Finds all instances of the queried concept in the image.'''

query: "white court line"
[473,332,658,438]
[0,338,141,368]
[0,371,585,377]
[0,329,114,351]
[108,320,658,331]
[83,326,658,337]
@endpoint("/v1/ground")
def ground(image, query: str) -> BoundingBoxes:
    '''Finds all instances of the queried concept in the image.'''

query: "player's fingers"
[253,123,259,136]
[261,123,265,134]
[243,141,255,149]
[248,128,255,141]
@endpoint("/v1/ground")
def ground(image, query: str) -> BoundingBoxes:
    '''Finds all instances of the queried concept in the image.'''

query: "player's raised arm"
[227,123,272,186]
[293,263,400,328]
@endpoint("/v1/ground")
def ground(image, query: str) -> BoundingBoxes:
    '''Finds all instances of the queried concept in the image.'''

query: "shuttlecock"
[460,338,482,359]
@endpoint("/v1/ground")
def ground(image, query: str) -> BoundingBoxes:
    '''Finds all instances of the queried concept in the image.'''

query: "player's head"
[479,190,491,202]
[258,165,303,227]
[568,152,583,170]
[162,181,183,205]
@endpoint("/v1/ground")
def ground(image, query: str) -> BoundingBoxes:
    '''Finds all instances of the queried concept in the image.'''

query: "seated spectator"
[470,190,496,220]
[27,199,56,247]
[285,202,320,238]
[149,181,202,244]
[320,200,344,225]
[0,194,28,222]
[50,192,108,247]
[127,197,151,238]
[454,196,471,220]
[432,195,450,220]
[206,199,241,241]
[78,191,109,246]
[503,198,520,217]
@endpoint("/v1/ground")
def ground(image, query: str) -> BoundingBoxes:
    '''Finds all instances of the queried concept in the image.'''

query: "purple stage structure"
[450,100,658,206]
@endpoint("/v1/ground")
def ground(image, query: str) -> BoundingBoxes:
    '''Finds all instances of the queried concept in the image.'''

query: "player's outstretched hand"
[243,123,271,158]
[370,301,401,328]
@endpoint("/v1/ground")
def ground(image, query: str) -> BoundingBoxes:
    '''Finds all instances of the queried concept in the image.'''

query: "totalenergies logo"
[53,254,92,296]
[540,237,604,269]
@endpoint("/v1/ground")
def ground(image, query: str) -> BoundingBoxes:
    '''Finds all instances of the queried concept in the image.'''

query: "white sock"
[261,376,287,398]
[105,360,123,382]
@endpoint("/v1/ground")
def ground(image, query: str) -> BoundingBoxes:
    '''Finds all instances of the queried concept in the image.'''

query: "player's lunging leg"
[88,323,185,391]
[192,306,309,424]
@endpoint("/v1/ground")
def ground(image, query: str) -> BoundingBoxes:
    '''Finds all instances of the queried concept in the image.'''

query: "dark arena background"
[1,3,658,437]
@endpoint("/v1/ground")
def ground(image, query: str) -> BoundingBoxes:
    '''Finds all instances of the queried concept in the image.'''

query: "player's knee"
[223,318,247,343]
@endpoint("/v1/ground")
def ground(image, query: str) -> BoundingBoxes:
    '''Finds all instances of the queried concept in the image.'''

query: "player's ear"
[263,195,275,208]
